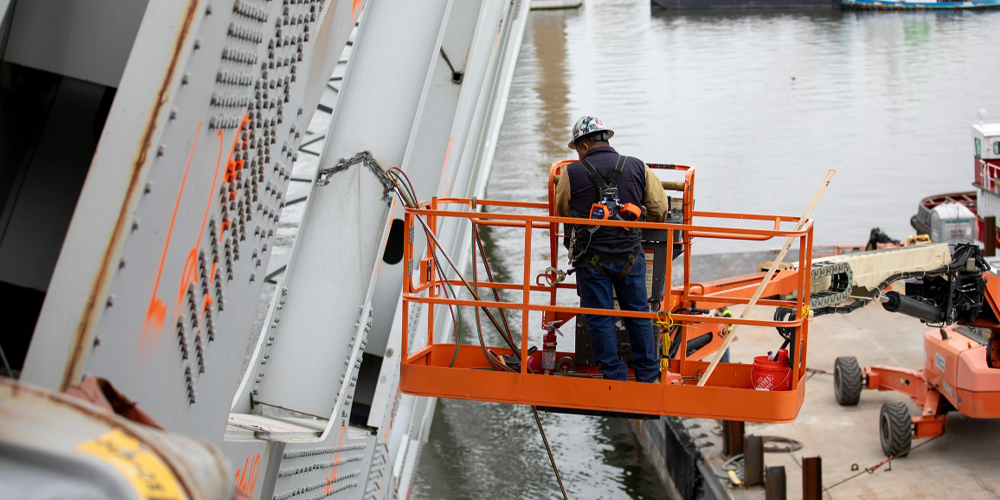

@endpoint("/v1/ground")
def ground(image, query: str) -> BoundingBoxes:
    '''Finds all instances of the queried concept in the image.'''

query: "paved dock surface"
[690,303,1000,499]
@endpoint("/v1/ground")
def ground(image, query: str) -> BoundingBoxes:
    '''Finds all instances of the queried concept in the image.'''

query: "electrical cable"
[420,215,520,355]
[473,220,517,351]
[532,406,570,500]
[774,307,796,340]
[388,168,463,367]
[396,184,520,356]
[471,221,514,373]
[388,170,517,369]
[438,268,463,368]
[388,171,568,497]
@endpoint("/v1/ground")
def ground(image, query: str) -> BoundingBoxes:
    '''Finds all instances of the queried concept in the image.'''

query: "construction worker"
[556,116,669,383]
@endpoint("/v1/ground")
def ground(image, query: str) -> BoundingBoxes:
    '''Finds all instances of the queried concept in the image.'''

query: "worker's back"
[564,145,646,256]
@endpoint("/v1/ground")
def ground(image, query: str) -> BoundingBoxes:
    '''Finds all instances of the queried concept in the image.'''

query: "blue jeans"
[576,258,660,382]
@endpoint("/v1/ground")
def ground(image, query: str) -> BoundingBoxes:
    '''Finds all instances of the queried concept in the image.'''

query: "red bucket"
[751,355,791,391]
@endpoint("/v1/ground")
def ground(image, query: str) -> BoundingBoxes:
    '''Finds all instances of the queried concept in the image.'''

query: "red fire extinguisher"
[542,327,558,373]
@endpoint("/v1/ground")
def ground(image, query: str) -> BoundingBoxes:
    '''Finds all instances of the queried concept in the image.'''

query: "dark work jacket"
[565,146,645,259]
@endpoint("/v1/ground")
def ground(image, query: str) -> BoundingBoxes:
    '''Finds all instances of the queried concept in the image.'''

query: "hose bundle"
[387,169,569,500]
[812,243,989,319]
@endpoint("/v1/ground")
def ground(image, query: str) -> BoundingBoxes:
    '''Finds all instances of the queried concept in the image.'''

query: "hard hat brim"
[567,129,614,150]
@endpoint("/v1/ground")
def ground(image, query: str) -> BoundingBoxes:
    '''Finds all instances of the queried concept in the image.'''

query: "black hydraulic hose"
[391,177,520,358]
[813,264,950,317]
[414,214,521,356]
[773,307,796,339]
[390,173,514,371]
[667,325,681,359]
[471,223,519,371]
[472,221,519,354]
[474,223,516,347]
[389,169,463,367]
[811,265,945,317]
[437,262,462,369]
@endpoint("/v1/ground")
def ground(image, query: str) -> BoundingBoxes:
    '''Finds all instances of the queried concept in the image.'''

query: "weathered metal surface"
[269,427,375,500]
[365,0,486,359]
[0,378,232,500]
[24,0,204,397]
[252,0,451,419]
[23,0,362,447]
[396,396,435,498]
[220,439,285,500]
[13,0,533,497]
[367,0,532,429]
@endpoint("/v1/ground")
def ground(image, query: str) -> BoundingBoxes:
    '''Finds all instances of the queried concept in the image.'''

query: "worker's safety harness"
[569,155,645,282]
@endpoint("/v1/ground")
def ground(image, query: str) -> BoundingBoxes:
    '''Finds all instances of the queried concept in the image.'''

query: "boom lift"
[396,160,1000,430]
[827,243,1000,457]
[396,162,845,422]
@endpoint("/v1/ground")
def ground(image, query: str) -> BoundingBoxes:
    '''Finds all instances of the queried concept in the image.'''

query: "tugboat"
[973,120,1000,248]
[910,118,1000,249]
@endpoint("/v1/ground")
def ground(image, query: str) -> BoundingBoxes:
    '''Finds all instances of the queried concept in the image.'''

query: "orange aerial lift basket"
[397,162,816,423]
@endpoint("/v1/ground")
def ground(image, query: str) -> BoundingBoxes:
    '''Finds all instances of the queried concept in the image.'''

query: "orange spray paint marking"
[144,121,203,339]
[176,116,248,318]
[235,453,260,494]
[176,129,225,307]
[324,424,348,494]
[220,141,246,243]
[352,0,362,16]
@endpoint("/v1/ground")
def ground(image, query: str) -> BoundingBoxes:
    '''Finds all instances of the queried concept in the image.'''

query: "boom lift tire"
[833,356,863,406]
[879,402,913,457]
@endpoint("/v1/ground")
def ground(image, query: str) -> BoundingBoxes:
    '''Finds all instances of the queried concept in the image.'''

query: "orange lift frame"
[398,163,817,423]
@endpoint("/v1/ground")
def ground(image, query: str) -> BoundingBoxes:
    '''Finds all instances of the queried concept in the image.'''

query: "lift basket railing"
[398,165,814,423]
